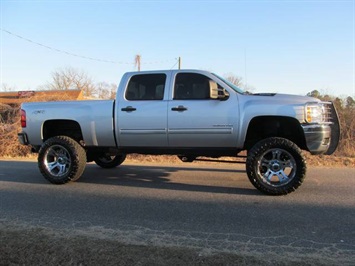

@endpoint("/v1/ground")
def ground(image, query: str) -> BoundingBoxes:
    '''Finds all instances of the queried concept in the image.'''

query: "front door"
[168,72,238,148]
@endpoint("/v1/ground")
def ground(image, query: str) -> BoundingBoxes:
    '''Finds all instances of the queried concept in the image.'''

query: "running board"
[177,155,247,164]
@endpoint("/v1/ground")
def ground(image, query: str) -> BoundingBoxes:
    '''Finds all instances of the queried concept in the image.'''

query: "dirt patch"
[0,227,329,266]
[304,153,355,167]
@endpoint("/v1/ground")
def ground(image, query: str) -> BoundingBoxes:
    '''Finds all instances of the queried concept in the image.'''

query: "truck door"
[168,72,238,147]
[117,73,168,147]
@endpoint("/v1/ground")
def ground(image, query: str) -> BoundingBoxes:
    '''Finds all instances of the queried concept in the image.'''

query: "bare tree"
[44,67,96,97]
[96,82,117,99]
[224,74,243,88]
[1,84,15,92]
[109,83,117,99]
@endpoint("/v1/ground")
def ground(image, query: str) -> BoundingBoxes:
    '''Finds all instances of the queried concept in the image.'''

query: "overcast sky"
[1,0,354,97]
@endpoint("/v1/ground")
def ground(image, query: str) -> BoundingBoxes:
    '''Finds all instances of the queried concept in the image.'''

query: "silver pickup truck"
[18,69,340,195]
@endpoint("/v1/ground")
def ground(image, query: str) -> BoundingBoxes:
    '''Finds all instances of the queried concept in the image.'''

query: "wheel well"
[244,116,307,150]
[43,120,83,142]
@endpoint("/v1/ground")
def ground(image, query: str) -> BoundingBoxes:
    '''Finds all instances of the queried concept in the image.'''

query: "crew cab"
[18,69,340,195]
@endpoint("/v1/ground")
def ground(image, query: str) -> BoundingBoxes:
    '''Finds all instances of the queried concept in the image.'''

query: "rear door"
[116,73,169,147]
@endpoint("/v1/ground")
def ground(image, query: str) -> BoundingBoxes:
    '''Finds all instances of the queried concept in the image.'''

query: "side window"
[125,74,166,100]
[174,73,212,100]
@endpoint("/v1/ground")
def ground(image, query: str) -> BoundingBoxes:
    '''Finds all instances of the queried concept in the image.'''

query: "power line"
[1,28,175,65]
[170,58,179,70]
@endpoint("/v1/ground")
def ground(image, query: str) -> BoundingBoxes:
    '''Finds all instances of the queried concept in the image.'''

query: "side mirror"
[209,80,228,100]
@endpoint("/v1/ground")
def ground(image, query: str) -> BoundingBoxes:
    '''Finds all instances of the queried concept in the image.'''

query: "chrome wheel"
[246,137,307,195]
[43,145,71,177]
[258,148,296,187]
[38,136,86,184]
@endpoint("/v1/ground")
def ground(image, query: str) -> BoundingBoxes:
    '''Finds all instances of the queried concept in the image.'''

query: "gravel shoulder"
[0,224,333,266]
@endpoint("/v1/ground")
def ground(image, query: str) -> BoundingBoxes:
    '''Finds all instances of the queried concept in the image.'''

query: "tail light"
[21,109,26,128]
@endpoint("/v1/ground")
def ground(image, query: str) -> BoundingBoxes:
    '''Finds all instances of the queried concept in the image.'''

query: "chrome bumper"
[302,124,331,155]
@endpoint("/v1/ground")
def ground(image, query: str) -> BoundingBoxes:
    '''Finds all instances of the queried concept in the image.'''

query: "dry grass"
[304,153,355,167]
[0,103,31,157]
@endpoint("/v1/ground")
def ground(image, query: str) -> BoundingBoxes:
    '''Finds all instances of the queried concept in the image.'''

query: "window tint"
[126,74,166,100]
[174,73,212,100]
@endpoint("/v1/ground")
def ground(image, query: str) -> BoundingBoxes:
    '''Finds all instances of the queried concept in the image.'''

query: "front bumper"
[18,132,29,145]
[302,124,331,155]
[302,102,341,155]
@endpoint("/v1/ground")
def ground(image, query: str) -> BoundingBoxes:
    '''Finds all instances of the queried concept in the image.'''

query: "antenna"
[244,49,247,89]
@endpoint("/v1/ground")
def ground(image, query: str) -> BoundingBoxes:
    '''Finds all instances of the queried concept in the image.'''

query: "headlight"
[305,103,324,124]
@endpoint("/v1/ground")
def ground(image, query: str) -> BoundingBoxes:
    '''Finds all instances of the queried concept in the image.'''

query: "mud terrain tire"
[246,137,306,195]
[38,136,86,184]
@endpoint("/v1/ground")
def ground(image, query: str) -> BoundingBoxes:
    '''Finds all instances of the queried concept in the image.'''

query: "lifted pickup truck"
[18,69,340,195]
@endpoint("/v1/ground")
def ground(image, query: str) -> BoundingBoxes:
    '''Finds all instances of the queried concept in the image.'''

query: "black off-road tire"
[246,137,307,195]
[38,136,87,184]
[94,154,126,168]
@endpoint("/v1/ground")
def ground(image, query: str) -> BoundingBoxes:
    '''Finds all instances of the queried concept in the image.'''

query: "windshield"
[212,73,245,94]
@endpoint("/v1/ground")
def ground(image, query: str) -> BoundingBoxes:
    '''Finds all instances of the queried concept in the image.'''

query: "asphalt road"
[1,159,354,264]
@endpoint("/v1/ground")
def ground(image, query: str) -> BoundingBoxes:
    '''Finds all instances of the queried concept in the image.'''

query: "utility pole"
[134,54,141,71]
[178,57,181,69]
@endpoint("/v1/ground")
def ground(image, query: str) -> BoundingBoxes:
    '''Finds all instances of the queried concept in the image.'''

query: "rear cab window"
[125,74,166,100]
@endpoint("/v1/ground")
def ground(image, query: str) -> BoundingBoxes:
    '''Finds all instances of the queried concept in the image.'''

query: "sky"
[0,0,354,97]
